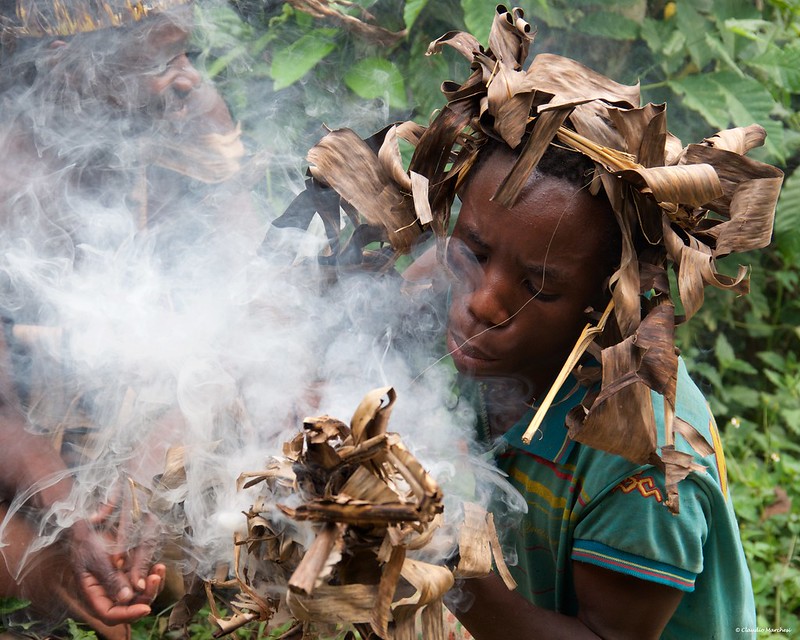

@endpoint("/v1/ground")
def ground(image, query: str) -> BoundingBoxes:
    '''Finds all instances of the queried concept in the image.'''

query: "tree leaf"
[670,71,782,160]
[404,0,428,31]
[344,58,408,110]
[675,0,715,70]
[723,18,777,43]
[270,28,338,91]
[703,31,743,77]
[715,332,736,367]
[572,11,640,40]
[747,44,800,92]
[461,0,493,46]
[0,597,31,615]
[775,167,800,239]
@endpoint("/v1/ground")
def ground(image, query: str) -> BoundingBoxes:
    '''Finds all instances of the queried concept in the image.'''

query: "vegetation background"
[2,0,799,637]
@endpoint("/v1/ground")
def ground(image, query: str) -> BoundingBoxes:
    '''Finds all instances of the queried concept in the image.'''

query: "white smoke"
[0,0,522,606]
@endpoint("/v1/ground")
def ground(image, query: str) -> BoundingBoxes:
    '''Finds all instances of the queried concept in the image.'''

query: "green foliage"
[270,28,339,90]
[66,619,98,640]
[0,597,31,615]
[344,57,408,108]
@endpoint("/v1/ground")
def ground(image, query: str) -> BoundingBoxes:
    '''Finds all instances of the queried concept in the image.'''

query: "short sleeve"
[572,468,712,592]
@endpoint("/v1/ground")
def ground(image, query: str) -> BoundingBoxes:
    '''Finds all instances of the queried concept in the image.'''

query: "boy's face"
[446,152,615,395]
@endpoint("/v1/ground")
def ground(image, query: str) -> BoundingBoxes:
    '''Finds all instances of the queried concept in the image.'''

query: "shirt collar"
[499,376,586,464]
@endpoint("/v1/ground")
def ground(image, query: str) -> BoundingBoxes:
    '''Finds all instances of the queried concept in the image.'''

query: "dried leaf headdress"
[3,0,192,38]
[279,5,783,511]
[412,5,783,512]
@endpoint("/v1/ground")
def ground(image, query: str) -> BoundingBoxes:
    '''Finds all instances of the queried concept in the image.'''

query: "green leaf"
[0,597,31,614]
[526,0,569,29]
[723,18,777,42]
[461,0,493,46]
[669,71,782,158]
[675,0,715,69]
[775,167,800,239]
[747,44,800,91]
[270,28,338,91]
[404,0,428,31]
[757,351,787,371]
[344,58,408,109]
[715,332,737,367]
[764,369,784,389]
[728,384,762,408]
[708,0,760,27]
[408,37,451,120]
[572,11,640,40]
[703,32,744,76]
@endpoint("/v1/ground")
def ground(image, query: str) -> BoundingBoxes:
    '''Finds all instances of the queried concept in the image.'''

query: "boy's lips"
[447,329,496,363]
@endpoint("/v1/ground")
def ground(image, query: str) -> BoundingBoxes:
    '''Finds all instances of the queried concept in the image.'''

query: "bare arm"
[0,330,164,624]
[452,562,684,640]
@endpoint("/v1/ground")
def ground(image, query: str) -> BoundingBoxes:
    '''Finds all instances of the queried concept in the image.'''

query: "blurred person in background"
[0,1,261,637]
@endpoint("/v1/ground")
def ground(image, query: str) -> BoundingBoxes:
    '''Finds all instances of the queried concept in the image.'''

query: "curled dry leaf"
[308,129,421,254]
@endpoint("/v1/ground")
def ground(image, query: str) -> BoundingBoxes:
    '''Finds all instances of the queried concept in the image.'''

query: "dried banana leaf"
[349,385,396,444]
[566,305,677,466]
[494,107,571,208]
[288,523,345,596]
[526,53,641,109]
[454,502,493,577]
[488,5,533,67]
[663,219,749,321]
[679,143,782,254]
[308,130,420,253]
[287,583,377,625]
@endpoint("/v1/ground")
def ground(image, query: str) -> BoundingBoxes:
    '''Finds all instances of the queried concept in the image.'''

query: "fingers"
[130,565,166,606]
[79,571,152,625]
[88,483,123,526]
[126,517,160,590]
[71,524,136,604]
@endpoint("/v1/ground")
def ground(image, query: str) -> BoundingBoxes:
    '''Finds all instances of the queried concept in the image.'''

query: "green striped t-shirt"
[486,360,755,639]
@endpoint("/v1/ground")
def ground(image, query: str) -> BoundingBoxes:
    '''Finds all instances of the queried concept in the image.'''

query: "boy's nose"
[466,275,512,329]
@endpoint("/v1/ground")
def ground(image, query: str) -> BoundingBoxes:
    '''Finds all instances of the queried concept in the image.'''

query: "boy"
[300,6,781,638]
[434,140,753,639]
[400,6,782,637]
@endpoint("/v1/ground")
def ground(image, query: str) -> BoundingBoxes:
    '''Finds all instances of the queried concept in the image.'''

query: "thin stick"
[521,298,615,444]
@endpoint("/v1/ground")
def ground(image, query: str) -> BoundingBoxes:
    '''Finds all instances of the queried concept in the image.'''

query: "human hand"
[68,501,166,625]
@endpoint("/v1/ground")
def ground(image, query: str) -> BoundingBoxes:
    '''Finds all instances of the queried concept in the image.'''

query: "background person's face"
[445,154,615,395]
[112,17,203,122]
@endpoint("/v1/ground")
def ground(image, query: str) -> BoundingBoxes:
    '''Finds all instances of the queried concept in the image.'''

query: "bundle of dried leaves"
[199,387,511,639]
[284,5,783,512]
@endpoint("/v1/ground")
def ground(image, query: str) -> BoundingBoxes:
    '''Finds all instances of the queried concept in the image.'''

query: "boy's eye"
[446,240,483,281]
[523,280,559,301]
